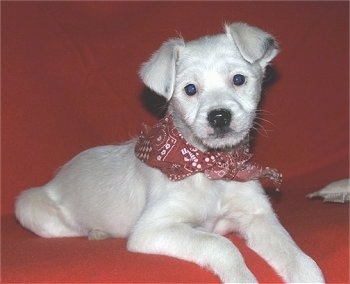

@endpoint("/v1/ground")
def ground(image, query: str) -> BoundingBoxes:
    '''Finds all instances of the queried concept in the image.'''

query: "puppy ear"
[225,22,279,68]
[139,38,185,100]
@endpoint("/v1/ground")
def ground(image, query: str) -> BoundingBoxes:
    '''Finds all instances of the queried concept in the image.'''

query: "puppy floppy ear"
[139,38,185,100]
[225,22,279,68]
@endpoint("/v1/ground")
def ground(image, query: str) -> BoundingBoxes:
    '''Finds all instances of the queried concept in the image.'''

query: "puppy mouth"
[211,126,233,138]
[201,127,249,149]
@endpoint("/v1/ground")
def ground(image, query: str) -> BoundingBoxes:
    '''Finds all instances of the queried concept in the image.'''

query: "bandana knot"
[135,115,282,187]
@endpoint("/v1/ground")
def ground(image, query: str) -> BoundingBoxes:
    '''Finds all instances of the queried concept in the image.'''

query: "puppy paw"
[287,254,325,283]
[222,272,258,284]
[88,229,111,240]
[219,266,257,284]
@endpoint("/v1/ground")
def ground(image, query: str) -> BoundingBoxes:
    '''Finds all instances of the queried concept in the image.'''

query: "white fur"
[15,23,324,283]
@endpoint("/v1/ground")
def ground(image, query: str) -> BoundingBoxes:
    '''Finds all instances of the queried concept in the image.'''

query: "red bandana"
[135,115,282,187]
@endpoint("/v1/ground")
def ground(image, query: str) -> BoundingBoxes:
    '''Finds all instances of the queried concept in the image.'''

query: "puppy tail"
[15,186,79,238]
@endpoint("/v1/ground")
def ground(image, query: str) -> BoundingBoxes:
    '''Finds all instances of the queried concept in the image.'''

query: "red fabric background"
[2,2,349,283]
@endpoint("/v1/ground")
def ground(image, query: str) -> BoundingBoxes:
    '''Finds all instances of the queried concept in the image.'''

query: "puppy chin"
[199,130,249,150]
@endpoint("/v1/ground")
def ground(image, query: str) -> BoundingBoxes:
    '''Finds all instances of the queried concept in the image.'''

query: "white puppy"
[15,23,324,283]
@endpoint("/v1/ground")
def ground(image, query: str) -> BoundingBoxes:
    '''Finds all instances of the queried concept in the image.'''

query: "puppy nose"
[207,109,232,128]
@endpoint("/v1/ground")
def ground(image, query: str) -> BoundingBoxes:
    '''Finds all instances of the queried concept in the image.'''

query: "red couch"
[2,2,349,283]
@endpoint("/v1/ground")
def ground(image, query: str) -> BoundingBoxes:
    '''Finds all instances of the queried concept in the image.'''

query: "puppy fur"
[15,23,324,283]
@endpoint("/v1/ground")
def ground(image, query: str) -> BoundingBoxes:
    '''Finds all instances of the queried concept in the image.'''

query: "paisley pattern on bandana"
[135,115,282,187]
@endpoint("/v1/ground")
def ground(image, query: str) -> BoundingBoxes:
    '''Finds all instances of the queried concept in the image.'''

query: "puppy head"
[140,22,279,150]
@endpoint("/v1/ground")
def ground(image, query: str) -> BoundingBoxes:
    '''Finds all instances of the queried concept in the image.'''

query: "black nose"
[207,109,232,128]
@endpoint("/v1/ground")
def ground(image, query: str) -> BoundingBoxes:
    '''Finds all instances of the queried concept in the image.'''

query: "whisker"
[255,109,273,116]
[252,121,270,138]
[256,117,275,127]
[252,109,276,138]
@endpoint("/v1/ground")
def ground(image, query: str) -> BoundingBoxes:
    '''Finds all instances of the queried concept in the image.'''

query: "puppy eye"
[184,84,197,96]
[233,74,246,86]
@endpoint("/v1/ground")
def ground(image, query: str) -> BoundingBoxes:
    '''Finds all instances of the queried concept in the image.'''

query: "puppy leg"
[244,214,324,283]
[15,187,80,238]
[128,214,257,283]
[228,183,325,283]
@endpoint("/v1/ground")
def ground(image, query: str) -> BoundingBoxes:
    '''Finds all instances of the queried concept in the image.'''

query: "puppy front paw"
[286,254,325,283]
[218,262,257,284]
[88,229,111,240]
[223,270,258,284]
[219,270,257,284]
